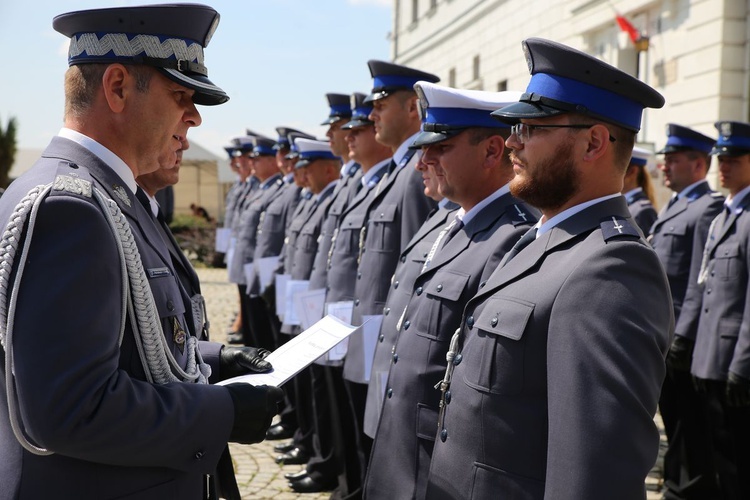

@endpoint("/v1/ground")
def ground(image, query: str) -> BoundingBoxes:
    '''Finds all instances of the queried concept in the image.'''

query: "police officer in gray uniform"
[426,38,671,500]
[623,146,658,235]
[0,5,282,499]
[650,124,723,500]
[364,83,538,500]
[675,121,750,499]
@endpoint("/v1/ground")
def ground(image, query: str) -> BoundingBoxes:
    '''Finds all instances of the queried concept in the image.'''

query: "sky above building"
[0,0,391,158]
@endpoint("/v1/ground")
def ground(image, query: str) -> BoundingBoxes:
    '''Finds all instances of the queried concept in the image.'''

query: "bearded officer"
[425,38,671,500]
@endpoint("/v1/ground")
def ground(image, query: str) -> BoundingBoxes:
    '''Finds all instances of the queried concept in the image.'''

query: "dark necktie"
[666,195,678,210]
[504,227,538,264]
[440,218,464,250]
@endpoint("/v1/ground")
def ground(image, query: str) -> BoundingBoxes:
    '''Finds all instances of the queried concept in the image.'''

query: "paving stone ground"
[199,267,666,500]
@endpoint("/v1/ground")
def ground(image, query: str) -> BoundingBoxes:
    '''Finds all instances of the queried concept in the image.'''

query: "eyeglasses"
[510,123,617,144]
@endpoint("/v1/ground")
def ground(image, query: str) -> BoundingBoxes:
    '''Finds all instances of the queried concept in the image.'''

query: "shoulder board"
[50,161,93,199]
[600,215,640,242]
[348,163,361,176]
[506,203,537,227]
[710,192,724,198]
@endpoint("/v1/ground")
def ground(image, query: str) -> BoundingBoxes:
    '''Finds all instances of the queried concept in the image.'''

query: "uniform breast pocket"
[662,221,687,253]
[462,296,534,395]
[712,242,742,281]
[263,204,285,234]
[416,270,470,340]
[339,213,366,254]
[298,225,319,252]
[367,204,398,252]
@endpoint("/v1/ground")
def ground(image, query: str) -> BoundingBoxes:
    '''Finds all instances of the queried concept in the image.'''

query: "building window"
[448,68,456,87]
[497,80,508,91]
[412,0,419,23]
[473,55,480,81]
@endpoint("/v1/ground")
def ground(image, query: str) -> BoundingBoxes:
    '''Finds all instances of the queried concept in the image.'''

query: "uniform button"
[454,353,462,365]
[479,281,486,289]
[354,299,360,306]
[167,300,175,311]
[490,317,498,327]
[194,451,205,460]
[466,316,474,329]
[357,272,362,279]
[326,286,330,292]
[379,334,385,342]
[423,252,429,258]
[394,281,399,289]
[387,388,393,398]
[403,320,410,330]
[392,353,399,363]
[384,307,391,315]
[704,308,709,313]
[445,390,451,404]
[706,288,712,294]
[400,255,406,263]
[380,212,385,218]
[436,284,443,292]
[440,429,448,442]
[416,286,423,296]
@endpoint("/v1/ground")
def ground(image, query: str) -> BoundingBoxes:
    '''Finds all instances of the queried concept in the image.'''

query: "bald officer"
[0,5,281,499]
[426,38,671,500]
[364,83,538,500]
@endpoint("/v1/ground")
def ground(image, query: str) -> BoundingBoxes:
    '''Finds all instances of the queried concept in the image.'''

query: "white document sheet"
[284,280,310,326]
[215,227,232,253]
[296,288,327,330]
[314,301,354,365]
[256,255,280,294]
[217,315,358,387]
[361,314,384,382]
[275,274,290,318]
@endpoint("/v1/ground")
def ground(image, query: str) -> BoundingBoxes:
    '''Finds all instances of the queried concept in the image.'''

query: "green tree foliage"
[0,116,18,189]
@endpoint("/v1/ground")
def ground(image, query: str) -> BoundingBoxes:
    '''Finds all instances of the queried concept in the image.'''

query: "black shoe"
[284,469,308,480]
[226,331,243,345]
[275,447,309,465]
[266,423,295,440]
[289,476,335,493]
[274,440,297,453]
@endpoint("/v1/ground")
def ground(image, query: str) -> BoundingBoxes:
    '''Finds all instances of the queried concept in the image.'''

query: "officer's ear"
[582,123,611,162]
[101,64,129,113]
[484,135,505,164]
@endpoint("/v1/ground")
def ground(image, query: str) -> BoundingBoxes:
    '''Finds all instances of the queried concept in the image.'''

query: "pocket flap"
[341,212,367,231]
[475,296,534,340]
[426,270,470,302]
[416,404,438,441]
[148,274,186,319]
[371,203,398,223]
[662,221,686,236]
[715,241,740,259]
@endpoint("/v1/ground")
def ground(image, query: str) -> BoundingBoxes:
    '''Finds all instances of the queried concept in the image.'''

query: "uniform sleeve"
[544,241,672,500]
[728,226,750,378]
[12,196,234,474]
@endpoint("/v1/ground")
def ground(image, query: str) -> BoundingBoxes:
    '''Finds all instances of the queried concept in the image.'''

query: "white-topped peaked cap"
[412,81,524,147]
[294,138,338,169]
[630,146,653,167]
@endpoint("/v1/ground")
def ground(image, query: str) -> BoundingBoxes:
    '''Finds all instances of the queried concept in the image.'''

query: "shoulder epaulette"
[507,203,537,227]
[710,192,724,198]
[50,161,93,199]
[600,215,640,242]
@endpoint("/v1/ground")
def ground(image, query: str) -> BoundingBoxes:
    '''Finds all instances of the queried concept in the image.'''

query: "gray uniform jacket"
[649,181,724,319]
[223,180,242,229]
[308,168,363,292]
[248,181,301,295]
[0,138,231,500]
[346,158,437,384]
[364,194,538,500]
[228,174,284,284]
[426,196,673,500]
[362,203,459,438]
[677,192,750,381]
[625,190,658,236]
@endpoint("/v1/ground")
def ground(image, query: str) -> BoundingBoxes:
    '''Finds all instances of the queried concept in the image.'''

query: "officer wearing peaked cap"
[675,120,750,499]
[426,38,672,500]
[0,5,282,500]
[622,146,658,235]
[650,123,723,500]
[363,83,538,500]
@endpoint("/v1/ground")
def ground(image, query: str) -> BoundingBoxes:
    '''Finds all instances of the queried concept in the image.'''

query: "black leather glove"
[726,372,750,407]
[220,346,273,379]
[224,383,284,444]
[692,376,708,394]
[666,335,694,377]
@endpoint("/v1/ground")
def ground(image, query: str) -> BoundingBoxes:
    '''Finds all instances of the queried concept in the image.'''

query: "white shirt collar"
[624,187,643,199]
[58,127,138,194]
[536,193,621,237]
[437,197,450,209]
[677,179,707,199]
[361,158,391,188]
[341,159,355,177]
[315,180,338,201]
[455,183,511,226]
[727,184,750,212]
[393,132,420,167]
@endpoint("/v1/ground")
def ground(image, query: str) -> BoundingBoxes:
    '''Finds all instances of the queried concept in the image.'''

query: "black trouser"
[340,379,372,500]
[304,364,341,484]
[697,380,750,500]
[245,295,277,351]
[659,369,719,499]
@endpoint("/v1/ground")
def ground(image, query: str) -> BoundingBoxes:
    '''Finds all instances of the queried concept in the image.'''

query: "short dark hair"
[64,63,153,118]
[568,114,636,172]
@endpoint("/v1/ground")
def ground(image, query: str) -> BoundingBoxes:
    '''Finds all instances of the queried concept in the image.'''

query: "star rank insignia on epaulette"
[508,204,534,226]
[112,184,132,207]
[600,216,640,242]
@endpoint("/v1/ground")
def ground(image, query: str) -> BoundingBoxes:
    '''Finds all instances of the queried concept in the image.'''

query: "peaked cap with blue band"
[285,132,318,160]
[411,82,524,148]
[364,60,440,103]
[274,127,315,151]
[294,139,338,169]
[250,136,277,157]
[491,38,664,132]
[53,3,228,106]
[656,124,714,154]
[711,121,750,156]
[321,93,353,125]
[342,93,374,130]
[630,146,653,167]
[230,134,259,156]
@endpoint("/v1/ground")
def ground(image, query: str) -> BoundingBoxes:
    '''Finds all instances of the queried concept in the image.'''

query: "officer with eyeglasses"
[425,38,673,500]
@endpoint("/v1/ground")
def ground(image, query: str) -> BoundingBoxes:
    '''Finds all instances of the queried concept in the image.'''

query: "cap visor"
[710,146,750,157]
[295,159,311,169]
[321,116,350,126]
[161,68,228,106]
[363,90,390,104]
[410,130,462,149]
[490,101,563,124]
[341,118,374,130]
